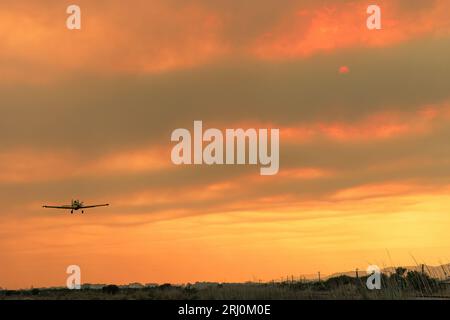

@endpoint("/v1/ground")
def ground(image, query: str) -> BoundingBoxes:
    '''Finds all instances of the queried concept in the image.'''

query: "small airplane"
[43,199,109,214]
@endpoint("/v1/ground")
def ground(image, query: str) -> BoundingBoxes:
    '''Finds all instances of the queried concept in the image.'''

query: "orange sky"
[1,0,450,289]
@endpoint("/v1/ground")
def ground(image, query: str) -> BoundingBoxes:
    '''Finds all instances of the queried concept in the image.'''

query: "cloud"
[1,0,450,83]
[2,36,450,153]
[251,0,450,59]
[0,0,229,82]
[0,146,170,184]
[281,102,450,143]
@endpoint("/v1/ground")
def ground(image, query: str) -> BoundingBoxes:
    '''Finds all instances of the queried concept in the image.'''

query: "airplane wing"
[80,204,109,209]
[42,205,73,209]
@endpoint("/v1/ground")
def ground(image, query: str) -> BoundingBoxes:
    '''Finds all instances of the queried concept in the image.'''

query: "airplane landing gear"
[71,210,73,214]
[81,210,84,214]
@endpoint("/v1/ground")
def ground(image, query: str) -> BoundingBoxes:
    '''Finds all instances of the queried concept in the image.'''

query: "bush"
[159,283,172,290]
[102,285,120,295]
[325,275,358,289]
[30,288,40,296]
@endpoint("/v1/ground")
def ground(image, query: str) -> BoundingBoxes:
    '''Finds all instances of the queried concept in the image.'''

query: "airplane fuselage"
[71,200,83,210]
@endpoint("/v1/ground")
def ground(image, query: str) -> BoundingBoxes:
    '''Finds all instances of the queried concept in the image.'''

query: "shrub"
[31,288,40,296]
[102,285,120,295]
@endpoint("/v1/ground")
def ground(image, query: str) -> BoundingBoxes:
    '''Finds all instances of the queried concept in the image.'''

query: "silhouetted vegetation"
[102,285,120,295]
[30,288,40,296]
[1,267,449,300]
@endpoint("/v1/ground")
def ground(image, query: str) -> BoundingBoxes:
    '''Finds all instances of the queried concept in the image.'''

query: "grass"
[2,269,450,300]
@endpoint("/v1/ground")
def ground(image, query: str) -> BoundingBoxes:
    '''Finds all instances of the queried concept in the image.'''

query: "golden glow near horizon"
[1,0,450,289]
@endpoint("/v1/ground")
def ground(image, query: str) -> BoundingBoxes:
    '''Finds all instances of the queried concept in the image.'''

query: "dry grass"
[2,272,449,300]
